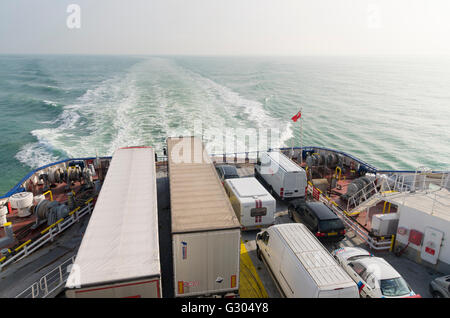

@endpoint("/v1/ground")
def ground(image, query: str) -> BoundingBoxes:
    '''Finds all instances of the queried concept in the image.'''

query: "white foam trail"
[16,57,294,167]
[160,59,294,151]
[43,100,59,107]
[15,142,61,169]
[17,70,142,167]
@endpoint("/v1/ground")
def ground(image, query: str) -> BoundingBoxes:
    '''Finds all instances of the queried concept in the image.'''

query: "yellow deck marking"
[239,240,268,298]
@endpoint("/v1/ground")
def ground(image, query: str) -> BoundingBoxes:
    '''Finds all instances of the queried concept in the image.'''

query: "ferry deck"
[1,150,447,298]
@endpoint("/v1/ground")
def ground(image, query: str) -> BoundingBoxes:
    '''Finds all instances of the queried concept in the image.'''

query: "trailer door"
[173,229,240,297]
[207,229,240,293]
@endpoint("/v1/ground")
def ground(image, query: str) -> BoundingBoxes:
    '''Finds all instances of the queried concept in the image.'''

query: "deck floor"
[1,160,442,298]
[234,164,442,298]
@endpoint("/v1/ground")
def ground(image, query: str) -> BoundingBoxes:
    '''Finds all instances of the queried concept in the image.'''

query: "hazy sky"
[1,0,450,55]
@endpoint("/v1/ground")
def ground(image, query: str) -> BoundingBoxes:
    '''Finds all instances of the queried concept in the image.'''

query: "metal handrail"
[0,156,112,199]
[346,178,379,212]
[3,146,448,200]
[15,256,75,298]
[0,201,93,270]
[307,184,393,251]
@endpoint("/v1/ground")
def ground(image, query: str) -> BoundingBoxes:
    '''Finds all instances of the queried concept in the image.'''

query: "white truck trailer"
[256,223,359,298]
[167,136,241,298]
[65,146,161,298]
[224,177,276,231]
[255,151,307,200]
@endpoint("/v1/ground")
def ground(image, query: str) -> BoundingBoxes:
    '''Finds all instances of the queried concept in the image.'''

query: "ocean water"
[0,55,449,194]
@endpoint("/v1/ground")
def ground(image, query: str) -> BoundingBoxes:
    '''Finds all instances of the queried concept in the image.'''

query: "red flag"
[291,111,302,122]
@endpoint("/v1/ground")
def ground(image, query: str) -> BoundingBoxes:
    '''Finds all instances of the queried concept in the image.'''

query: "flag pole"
[290,130,294,159]
[300,107,303,164]
[290,109,302,162]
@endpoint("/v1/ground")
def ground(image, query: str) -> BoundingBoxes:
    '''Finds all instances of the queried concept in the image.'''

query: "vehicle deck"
[2,159,443,298]
[233,163,442,298]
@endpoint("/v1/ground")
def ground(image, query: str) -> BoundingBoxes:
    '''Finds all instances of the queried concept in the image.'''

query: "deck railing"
[307,182,394,251]
[346,178,379,212]
[15,256,75,298]
[0,156,112,200]
[0,200,93,270]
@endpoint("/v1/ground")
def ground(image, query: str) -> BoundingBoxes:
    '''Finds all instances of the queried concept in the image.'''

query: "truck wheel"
[256,247,262,261]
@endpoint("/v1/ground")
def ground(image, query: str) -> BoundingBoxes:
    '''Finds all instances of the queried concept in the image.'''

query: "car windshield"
[221,166,238,177]
[347,255,370,262]
[319,219,343,232]
[380,277,411,297]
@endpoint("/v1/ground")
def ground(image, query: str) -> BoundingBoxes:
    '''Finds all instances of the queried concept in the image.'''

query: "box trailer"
[224,177,276,230]
[255,151,307,200]
[167,136,241,297]
[256,223,359,298]
[65,146,161,298]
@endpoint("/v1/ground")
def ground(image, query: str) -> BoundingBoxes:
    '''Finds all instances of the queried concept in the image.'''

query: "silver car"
[429,275,450,298]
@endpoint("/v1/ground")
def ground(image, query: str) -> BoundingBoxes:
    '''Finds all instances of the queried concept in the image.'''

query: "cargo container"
[256,223,359,298]
[167,136,241,297]
[65,146,161,298]
[255,151,307,200]
[224,177,276,230]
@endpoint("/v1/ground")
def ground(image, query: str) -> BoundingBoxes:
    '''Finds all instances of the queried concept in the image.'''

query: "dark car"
[215,165,240,183]
[288,200,345,242]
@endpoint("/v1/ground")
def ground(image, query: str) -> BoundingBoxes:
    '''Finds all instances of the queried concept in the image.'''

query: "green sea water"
[0,55,449,194]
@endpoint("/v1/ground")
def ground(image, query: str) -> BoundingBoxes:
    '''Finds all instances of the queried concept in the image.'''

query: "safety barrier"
[382,201,392,214]
[0,156,112,200]
[15,256,75,298]
[3,147,447,200]
[43,190,53,201]
[307,182,393,251]
[346,178,379,213]
[335,166,342,181]
[0,199,94,270]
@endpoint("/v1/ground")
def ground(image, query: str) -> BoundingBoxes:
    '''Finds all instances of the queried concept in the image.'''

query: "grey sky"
[1,0,449,55]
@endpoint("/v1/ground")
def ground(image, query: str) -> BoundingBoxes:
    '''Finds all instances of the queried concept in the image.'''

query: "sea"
[0,55,449,194]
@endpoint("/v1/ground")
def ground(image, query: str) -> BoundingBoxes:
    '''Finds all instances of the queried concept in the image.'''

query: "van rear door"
[283,173,299,197]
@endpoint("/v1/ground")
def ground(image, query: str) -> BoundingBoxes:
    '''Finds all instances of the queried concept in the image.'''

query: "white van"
[255,152,307,200]
[224,177,276,231]
[256,223,359,298]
